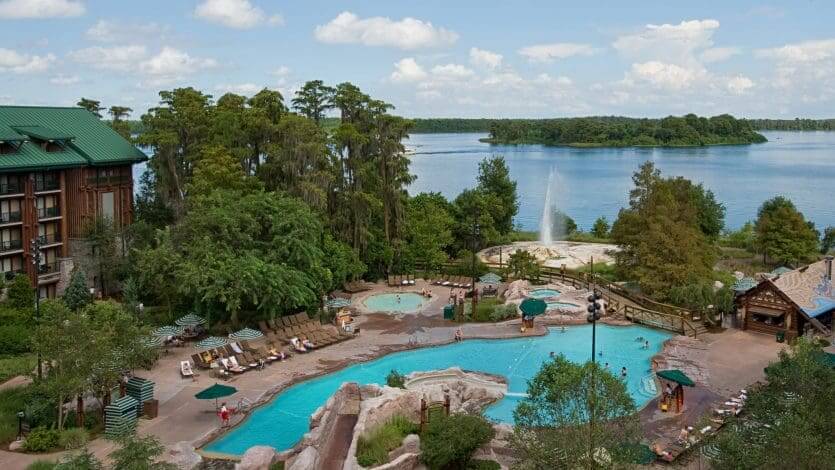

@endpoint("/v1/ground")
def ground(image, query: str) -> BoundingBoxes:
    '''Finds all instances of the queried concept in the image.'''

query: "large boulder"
[236,445,277,470]
[388,433,420,461]
[286,445,319,470]
[166,441,202,470]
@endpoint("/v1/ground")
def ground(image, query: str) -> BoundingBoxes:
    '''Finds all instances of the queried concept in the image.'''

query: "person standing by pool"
[643,340,649,349]
[220,403,230,427]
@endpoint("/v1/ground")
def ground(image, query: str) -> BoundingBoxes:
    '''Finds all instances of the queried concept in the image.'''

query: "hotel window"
[36,195,58,218]
[0,228,21,250]
[1,255,23,277]
[38,223,58,244]
[0,199,20,222]
[34,172,59,191]
[101,192,115,220]
[0,175,22,194]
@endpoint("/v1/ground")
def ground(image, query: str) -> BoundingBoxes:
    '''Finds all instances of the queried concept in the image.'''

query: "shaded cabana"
[656,369,695,413]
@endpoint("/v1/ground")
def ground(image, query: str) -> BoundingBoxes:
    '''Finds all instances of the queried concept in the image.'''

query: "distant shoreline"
[477,137,767,148]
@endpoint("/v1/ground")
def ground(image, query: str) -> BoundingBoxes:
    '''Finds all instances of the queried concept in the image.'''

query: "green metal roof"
[0,106,146,172]
[0,127,25,142]
[656,369,696,386]
[11,125,74,141]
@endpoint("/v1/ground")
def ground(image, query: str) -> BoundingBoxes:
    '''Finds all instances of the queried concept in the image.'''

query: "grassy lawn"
[0,354,36,384]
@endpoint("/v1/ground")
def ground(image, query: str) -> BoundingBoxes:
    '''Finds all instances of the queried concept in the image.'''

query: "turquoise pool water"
[528,288,561,299]
[547,301,580,310]
[363,292,429,313]
[205,325,671,456]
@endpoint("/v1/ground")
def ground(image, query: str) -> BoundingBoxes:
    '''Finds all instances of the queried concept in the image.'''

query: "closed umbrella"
[152,325,184,337]
[176,313,207,327]
[196,336,227,349]
[195,383,237,409]
[229,327,263,341]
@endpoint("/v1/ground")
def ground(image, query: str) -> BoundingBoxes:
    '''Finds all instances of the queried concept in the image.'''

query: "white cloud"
[0,0,83,19]
[69,45,147,71]
[0,48,55,73]
[756,38,835,63]
[700,47,741,63]
[215,83,262,96]
[314,11,458,49]
[726,75,754,94]
[626,61,704,91]
[430,63,474,79]
[49,73,80,85]
[194,0,281,29]
[613,19,719,64]
[469,47,502,69]
[518,43,596,62]
[85,19,166,43]
[755,38,835,102]
[390,58,427,82]
[271,66,290,76]
[139,47,218,86]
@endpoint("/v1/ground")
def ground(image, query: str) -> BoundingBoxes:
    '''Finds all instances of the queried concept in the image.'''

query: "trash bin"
[143,399,158,419]
[443,304,454,320]
[776,331,785,343]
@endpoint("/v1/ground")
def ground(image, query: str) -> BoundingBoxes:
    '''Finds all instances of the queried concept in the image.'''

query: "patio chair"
[258,321,272,335]
[239,340,258,352]
[281,316,295,327]
[267,318,281,331]
[191,354,210,369]
[180,360,195,378]
[237,353,258,369]
[220,357,245,374]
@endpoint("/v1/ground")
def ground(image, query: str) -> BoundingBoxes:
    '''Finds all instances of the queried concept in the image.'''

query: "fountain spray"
[539,168,554,245]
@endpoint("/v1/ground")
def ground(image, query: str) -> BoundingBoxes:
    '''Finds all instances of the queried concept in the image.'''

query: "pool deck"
[0,280,786,467]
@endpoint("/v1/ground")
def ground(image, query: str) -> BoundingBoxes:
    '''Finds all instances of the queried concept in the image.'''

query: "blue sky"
[1,0,834,118]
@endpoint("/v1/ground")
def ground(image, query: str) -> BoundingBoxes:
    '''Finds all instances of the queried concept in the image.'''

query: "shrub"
[58,427,88,450]
[25,462,56,470]
[0,324,31,355]
[356,416,419,468]
[467,459,501,470]
[421,414,495,470]
[0,354,36,383]
[386,370,406,389]
[23,426,60,452]
[489,304,517,322]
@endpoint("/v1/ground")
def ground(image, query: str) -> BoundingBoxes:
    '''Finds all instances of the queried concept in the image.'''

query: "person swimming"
[621,367,627,378]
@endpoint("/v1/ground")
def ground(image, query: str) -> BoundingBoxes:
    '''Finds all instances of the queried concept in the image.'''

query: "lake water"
[406,131,835,231]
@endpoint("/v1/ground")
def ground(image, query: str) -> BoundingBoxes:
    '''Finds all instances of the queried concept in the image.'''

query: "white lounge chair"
[180,360,194,378]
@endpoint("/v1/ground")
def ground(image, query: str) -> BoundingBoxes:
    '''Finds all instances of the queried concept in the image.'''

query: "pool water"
[528,288,561,299]
[205,325,671,456]
[363,292,429,313]
[547,301,580,310]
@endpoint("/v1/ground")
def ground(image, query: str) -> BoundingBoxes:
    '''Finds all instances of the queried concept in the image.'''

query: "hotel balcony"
[0,182,23,197]
[37,206,60,220]
[34,180,60,193]
[37,233,62,247]
[86,175,132,187]
[0,239,22,254]
[0,211,22,225]
[37,262,61,282]
[3,268,25,281]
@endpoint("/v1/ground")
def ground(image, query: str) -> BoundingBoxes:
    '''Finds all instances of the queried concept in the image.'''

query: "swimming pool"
[204,325,671,456]
[363,292,429,313]
[528,288,561,299]
[547,301,580,310]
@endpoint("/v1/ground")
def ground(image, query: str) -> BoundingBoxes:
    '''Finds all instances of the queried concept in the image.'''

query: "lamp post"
[30,237,42,380]
[585,257,603,469]
[16,411,24,440]
[470,208,481,318]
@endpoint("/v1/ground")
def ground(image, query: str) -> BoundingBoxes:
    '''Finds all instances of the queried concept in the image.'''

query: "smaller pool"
[528,288,561,299]
[547,301,580,310]
[363,292,429,313]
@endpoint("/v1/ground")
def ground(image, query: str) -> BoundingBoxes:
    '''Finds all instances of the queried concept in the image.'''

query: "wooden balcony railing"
[0,239,22,252]
[0,211,22,223]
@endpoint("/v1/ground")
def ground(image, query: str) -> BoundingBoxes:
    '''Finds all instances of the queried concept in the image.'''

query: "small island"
[481,114,768,147]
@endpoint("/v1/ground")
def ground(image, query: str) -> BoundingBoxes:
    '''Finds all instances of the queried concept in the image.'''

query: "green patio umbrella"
[229,327,263,341]
[176,313,207,327]
[196,336,227,349]
[152,325,184,337]
[479,272,502,284]
[519,298,547,317]
[140,335,164,348]
[656,369,695,387]
[195,383,237,409]
[325,298,352,309]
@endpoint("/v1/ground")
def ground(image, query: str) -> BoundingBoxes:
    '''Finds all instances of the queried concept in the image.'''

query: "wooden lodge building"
[0,106,145,298]
[736,257,835,341]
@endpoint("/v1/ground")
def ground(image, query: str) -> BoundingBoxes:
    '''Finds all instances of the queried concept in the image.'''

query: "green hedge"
[356,416,419,467]
[421,414,495,470]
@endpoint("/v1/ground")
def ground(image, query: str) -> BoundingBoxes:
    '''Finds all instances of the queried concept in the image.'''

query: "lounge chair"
[281,316,294,327]
[191,354,210,369]
[230,342,246,355]
[289,337,308,353]
[180,360,195,378]
[267,318,281,331]
[221,357,245,374]
[237,353,258,369]
[239,340,258,352]
[258,320,272,335]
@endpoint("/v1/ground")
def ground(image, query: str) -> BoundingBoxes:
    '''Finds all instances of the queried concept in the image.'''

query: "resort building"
[0,106,145,298]
[736,257,834,341]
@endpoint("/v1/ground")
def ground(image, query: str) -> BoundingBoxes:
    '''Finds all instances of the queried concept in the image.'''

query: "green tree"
[611,162,718,298]
[110,434,176,470]
[83,216,122,296]
[591,216,610,239]
[722,221,756,251]
[292,80,334,124]
[62,269,90,311]
[711,338,835,469]
[551,209,578,238]
[754,196,819,265]
[77,98,103,118]
[451,189,501,254]
[55,448,102,470]
[476,156,518,236]
[108,106,133,140]
[511,356,641,468]
[507,249,540,281]
[421,414,495,470]
[402,193,454,271]
[6,273,34,314]
[821,226,835,254]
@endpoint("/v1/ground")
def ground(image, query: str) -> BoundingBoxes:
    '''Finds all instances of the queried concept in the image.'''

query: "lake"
[406,131,835,232]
